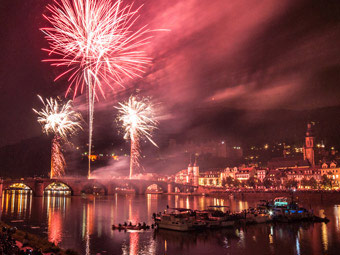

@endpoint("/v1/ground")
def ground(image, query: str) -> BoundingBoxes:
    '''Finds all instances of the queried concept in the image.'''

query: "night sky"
[1,0,340,148]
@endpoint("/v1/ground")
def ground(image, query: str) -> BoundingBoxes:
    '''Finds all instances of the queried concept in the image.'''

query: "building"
[255,169,267,182]
[267,156,310,170]
[266,170,282,183]
[174,169,189,184]
[235,167,255,182]
[303,169,321,182]
[221,167,238,180]
[198,170,222,187]
[286,169,305,182]
[174,159,200,186]
[320,162,340,186]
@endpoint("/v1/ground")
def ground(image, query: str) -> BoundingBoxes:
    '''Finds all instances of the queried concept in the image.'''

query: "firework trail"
[50,136,66,178]
[116,96,158,179]
[33,96,82,178]
[41,0,155,178]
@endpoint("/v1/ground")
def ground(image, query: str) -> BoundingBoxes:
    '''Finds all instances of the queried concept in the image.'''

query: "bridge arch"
[81,182,108,195]
[1,179,197,197]
[4,183,33,194]
[145,184,164,194]
[44,182,72,196]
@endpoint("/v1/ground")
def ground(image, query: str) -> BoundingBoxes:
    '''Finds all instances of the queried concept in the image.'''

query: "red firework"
[41,0,152,99]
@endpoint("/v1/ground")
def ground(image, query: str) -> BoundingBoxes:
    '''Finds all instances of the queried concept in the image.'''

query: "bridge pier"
[72,186,82,196]
[0,179,3,197]
[167,183,174,193]
[34,180,44,197]
[107,185,115,196]
[135,186,145,195]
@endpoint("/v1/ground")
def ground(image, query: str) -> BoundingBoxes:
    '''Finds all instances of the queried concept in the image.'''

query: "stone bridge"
[0,178,196,197]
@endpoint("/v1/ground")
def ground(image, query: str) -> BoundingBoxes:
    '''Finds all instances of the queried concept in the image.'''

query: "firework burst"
[33,96,82,178]
[41,0,155,178]
[116,96,158,179]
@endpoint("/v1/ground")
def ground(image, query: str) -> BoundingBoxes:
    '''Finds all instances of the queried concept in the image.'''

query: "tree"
[300,178,309,188]
[308,177,318,189]
[246,176,256,189]
[285,179,298,189]
[263,178,273,189]
[321,174,332,189]
[225,176,234,187]
[233,178,240,188]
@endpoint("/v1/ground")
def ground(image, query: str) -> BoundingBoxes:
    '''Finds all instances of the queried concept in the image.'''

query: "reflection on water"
[1,192,340,254]
[334,205,340,232]
[45,195,68,245]
[1,191,32,219]
[296,231,301,255]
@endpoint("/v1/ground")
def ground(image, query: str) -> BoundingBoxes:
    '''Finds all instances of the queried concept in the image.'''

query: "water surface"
[1,192,340,255]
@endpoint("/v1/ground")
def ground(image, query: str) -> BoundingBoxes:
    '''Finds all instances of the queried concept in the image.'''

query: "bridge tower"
[187,161,193,184]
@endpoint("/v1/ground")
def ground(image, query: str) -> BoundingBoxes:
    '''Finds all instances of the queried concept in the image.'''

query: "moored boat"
[154,208,195,231]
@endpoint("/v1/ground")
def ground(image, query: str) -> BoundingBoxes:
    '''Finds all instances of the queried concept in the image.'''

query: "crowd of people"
[0,226,43,255]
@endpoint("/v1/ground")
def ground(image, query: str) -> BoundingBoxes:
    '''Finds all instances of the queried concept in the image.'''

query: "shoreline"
[159,190,340,204]
[0,221,77,255]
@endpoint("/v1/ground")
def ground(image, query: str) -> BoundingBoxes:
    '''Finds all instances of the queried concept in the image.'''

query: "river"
[1,192,340,255]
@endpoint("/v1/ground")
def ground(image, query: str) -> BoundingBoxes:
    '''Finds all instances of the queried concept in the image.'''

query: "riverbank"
[0,221,78,255]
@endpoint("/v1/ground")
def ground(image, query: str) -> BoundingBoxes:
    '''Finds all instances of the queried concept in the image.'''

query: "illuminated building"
[198,170,222,187]
[255,169,267,182]
[221,167,238,180]
[174,159,199,186]
[266,170,282,183]
[286,169,321,182]
[235,167,256,182]
[320,162,340,187]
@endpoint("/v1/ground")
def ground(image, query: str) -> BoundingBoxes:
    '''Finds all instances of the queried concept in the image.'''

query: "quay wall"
[220,191,340,204]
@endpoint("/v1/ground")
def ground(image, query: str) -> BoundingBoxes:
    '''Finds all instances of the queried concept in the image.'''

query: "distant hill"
[1,105,340,177]
[183,105,340,147]
[0,136,51,178]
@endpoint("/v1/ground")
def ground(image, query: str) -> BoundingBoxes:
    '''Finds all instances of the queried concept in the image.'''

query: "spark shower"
[116,96,158,179]
[41,0,154,178]
[33,96,82,178]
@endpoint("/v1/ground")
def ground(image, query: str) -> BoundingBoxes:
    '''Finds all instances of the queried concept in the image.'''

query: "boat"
[196,208,236,228]
[246,212,270,224]
[192,220,207,229]
[112,223,150,231]
[154,208,195,231]
[151,199,329,233]
[265,197,325,223]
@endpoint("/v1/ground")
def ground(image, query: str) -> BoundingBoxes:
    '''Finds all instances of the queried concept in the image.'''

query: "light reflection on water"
[1,192,340,254]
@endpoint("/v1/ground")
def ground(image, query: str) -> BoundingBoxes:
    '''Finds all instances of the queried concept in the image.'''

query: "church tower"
[303,123,315,167]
